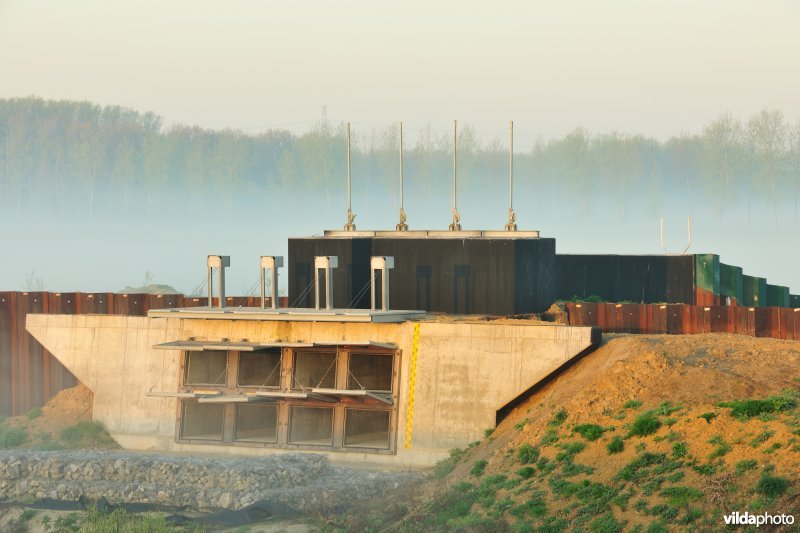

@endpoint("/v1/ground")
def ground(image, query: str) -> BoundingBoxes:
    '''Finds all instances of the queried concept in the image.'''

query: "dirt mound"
[337,334,800,531]
[1,383,115,450]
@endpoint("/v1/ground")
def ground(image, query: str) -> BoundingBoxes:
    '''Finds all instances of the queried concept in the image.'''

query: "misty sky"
[2,1,799,141]
[2,1,800,295]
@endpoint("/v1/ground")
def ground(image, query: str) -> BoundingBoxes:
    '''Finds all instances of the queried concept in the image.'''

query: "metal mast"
[396,122,408,231]
[344,122,356,231]
[449,120,461,231]
[505,120,517,231]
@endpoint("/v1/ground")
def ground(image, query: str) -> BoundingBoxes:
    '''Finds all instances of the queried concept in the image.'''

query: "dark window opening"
[289,406,334,446]
[184,350,227,386]
[344,409,390,449]
[347,353,393,392]
[234,404,278,443]
[238,350,281,387]
[180,402,224,440]
[292,351,336,389]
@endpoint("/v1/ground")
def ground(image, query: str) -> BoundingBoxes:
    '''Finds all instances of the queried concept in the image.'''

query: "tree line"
[1,97,799,224]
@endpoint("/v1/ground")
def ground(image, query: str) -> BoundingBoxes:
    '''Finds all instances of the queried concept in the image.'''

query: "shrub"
[698,412,717,423]
[708,436,732,459]
[657,401,682,416]
[623,400,643,410]
[720,395,797,420]
[660,486,702,506]
[735,459,758,475]
[573,424,605,441]
[549,409,568,427]
[26,407,43,420]
[517,443,540,464]
[671,442,687,459]
[540,429,559,446]
[483,428,494,438]
[470,460,488,477]
[60,421,114,448]
[517,466,536,479]
[756,474,790,498]
[607,436,625,454]
[556,441,586,462]
[0,426,27,449]
[627,412,662,438]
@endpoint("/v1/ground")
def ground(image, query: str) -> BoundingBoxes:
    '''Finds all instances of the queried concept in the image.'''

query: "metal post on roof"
[314,256,338,310]
[396,122,408,231]
[207,255,230,309]
[344,123,356,231]
[260,256,284,309]
[505,120,517,231]
[370,256,395,311]
[449,120,461,231]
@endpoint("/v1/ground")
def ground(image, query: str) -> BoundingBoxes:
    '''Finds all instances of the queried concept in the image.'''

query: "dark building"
[288,231,555,315]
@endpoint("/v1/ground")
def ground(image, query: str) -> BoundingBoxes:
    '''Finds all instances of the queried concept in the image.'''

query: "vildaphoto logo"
[724,511,795,527]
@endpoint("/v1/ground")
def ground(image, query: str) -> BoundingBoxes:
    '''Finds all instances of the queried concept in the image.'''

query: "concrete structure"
[26,309,598,468]
[289,231,555,315]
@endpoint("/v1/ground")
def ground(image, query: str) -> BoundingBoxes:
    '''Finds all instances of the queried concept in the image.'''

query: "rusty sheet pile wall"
[565,302,800,339]
[0,291,287,417]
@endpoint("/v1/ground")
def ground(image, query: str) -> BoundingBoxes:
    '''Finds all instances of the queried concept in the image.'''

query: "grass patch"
[660,486,702,506]
[549,408,569,427]
[26,407,43,420]
[708,435,732,460]
[698,412,717,424]
[573,424,606,441]
[627,412,662,438]
[623,399,643,410]
[657,401,682,416]
[0,426,27,449]
[755,473,790,498]
[517,442,540,464]
[540,429,559,446]
[671,442,687,459]
[556,441,587,462]
[60,421,115,448]
[483,427,494,438]
[470,459,488,477]
[517,466,536,479]
[607,436,625,455]
[617,452,667,482]
[434,447,466,479]
[735,459,758,474]
[720,394,797,420]
[749,429,775,447]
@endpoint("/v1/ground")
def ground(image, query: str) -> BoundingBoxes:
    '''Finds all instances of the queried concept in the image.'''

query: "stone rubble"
[0,450,419,512]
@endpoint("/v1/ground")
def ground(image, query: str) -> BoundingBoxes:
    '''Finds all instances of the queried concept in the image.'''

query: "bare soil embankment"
[332,333,800,532]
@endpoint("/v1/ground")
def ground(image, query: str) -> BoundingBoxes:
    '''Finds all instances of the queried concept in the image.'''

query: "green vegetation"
[660,487,702,506]
[483,428,494,438]
[0,426,27,449]
[719,394,797,420]
[26,407,43,420]
[60,421,115,448]
[735,459,758,474]
[750,429,775,447]
[627,412,662,438]
[540,429,560,446]
[671,442,687,459]
[549,409,569,427]
[434,447,467,479]
[573,424,606,441]
[622,400,643,410]
[470,460,488,477]
[755,473,790,498]
[517,466,536,479]
[517,443,540,464]
[656,401,682,416]
[698,412,717,423]
[606,436,625,455]
[708,436,732,459]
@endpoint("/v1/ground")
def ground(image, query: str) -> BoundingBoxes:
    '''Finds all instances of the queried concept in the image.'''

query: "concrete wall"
[26,314,596,468]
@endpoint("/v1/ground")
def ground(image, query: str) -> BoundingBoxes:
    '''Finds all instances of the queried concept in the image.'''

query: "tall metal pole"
[396,121,408,231]
[449,120,461,231]
[344,122,356,230]
[505,120,517,231]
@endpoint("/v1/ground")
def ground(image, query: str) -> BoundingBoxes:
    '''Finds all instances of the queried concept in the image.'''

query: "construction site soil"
[331,333,800,532]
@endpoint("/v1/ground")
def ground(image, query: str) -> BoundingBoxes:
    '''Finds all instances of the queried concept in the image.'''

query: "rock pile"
[0,450,416,512]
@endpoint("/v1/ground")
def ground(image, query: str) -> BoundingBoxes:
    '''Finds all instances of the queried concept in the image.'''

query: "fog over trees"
[1,97,798,293]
